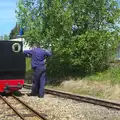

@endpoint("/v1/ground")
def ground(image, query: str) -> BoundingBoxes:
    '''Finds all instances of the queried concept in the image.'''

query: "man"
[24,44,52,98]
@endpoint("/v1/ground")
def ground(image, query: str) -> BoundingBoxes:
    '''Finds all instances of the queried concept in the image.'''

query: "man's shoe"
[38,95,44,98]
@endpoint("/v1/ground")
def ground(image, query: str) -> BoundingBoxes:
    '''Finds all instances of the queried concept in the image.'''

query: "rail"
[24,83,120,111]
[0,94,48,120]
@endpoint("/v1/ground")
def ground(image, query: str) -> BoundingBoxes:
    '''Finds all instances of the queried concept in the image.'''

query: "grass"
[85,67,120,84]
[46,66,120,102]
[26,58,31,72]
[25,59,120,101]
[46,79,120,102]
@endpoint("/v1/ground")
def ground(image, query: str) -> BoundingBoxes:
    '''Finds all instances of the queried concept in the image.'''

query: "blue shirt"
[24,48,52,69]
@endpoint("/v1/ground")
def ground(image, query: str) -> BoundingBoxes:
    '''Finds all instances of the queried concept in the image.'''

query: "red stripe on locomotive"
[0,79,24,92]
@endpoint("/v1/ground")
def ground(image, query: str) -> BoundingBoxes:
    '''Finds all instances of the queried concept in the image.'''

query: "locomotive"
[0,40,26,93]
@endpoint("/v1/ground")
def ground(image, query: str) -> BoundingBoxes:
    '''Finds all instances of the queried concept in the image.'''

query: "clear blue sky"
[0,0,18,36]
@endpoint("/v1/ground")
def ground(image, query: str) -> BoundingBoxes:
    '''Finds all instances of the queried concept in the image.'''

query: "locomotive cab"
[0,40,26,93]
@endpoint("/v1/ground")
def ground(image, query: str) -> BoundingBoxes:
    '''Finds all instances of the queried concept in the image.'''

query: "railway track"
[24,83,120,111]
[0,94,48,120]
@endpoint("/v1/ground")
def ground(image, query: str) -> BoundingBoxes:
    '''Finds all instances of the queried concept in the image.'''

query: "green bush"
[17,0,120,82]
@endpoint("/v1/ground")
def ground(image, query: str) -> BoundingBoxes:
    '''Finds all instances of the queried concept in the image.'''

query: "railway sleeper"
[6,113,36,117]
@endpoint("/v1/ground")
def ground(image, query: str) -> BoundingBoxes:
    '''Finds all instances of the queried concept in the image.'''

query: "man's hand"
[44,59,46,63]
[24,54,30,57]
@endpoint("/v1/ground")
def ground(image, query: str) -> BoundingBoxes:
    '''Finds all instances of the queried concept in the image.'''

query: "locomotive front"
[0,40,26,93]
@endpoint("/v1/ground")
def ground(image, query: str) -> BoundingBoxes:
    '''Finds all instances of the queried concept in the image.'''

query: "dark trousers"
[31,66,46,97]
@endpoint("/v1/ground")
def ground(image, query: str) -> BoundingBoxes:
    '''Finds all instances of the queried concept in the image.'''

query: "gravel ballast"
[0,88,120,120]
[17,89,120,120]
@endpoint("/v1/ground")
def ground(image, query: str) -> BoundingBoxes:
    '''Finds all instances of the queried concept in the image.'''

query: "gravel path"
[17,89,120,120]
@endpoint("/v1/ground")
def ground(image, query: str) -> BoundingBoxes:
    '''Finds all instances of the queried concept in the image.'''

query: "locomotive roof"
[0,40,22,42]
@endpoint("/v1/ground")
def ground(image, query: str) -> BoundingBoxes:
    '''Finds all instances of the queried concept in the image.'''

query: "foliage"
[9,24,20,39]
[26,58,31,72]
[85,65,120,84]
[3,34,9,40]
[16,0,120,77]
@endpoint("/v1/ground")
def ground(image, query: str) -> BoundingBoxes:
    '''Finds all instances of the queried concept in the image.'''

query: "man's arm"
[23,50,32,57]
[44,49,52,57]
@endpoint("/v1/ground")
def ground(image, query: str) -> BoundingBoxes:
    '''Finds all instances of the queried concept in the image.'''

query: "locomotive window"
[12,42,21,53]
[14,45,18,51]
[13,44,19,52]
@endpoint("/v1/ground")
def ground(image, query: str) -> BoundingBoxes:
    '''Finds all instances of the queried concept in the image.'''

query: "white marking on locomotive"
[12,43,21,53]
[9,38,31,51]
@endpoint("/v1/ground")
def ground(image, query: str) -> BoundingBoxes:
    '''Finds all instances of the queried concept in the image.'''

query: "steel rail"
[12,95,48,120]
[0,95,25,120]
[0,94,48,120]
[24,83,120,111]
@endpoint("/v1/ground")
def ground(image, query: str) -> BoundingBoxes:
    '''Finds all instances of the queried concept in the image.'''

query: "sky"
[0,0,18,36]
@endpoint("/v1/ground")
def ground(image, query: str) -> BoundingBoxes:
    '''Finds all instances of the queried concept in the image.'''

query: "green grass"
[85,67,120,84]
[45,65,120,101]
[25,59,120,100]
[26,58,31,72]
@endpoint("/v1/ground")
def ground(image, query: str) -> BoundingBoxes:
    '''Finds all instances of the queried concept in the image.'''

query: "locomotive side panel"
[0,41,26,92]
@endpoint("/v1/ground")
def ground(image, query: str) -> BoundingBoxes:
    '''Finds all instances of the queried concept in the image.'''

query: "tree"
[9,23,20,39]
[16,0,120,76]
[4,34,9,40]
